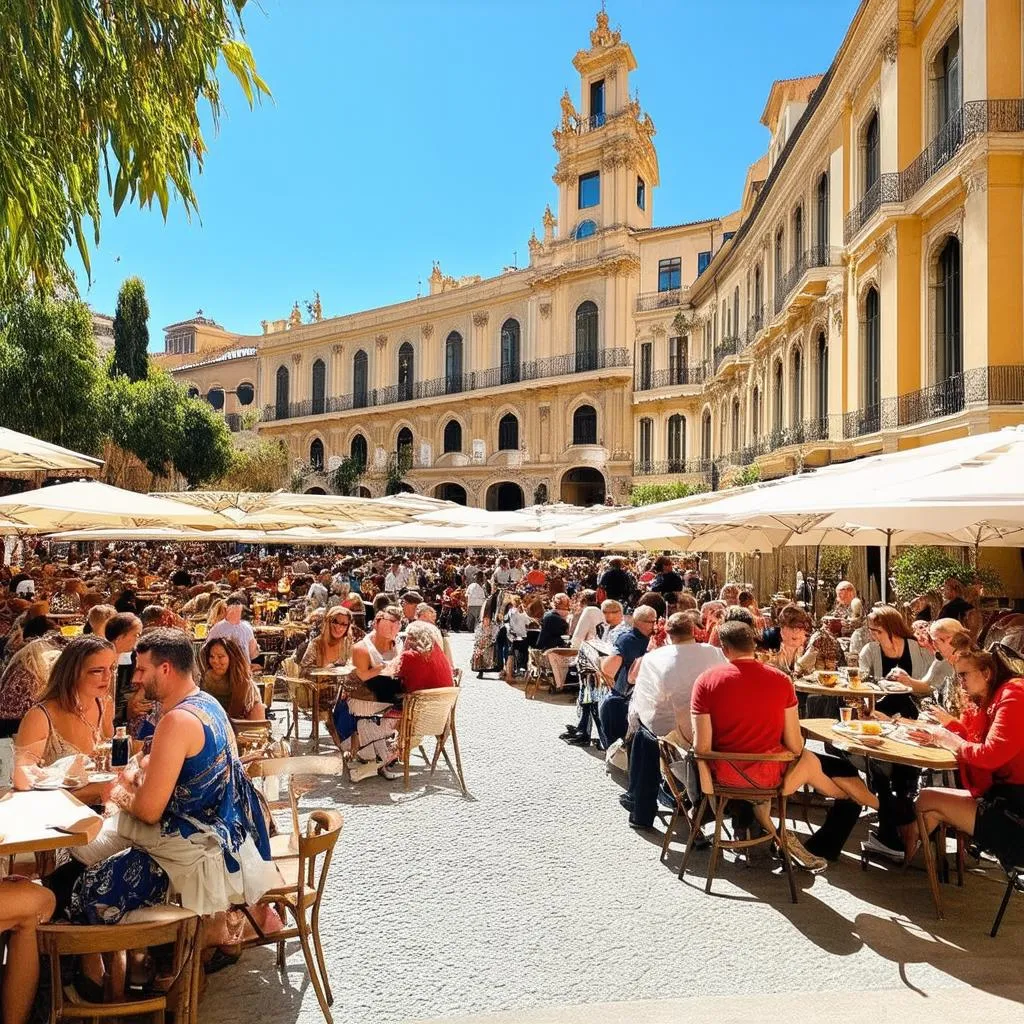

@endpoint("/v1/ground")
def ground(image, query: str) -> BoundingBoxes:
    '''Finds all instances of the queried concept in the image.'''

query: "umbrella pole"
[882,530,892,605]
[814,543,821,620]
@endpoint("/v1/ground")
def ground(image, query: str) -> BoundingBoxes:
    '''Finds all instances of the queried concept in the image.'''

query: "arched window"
[575,301,598,372]
[572,404,597,445]
[793,205,804,264]
[275,365,289,420]
[700,410,712,462]
[443,419,462,454]
[792,347,804,423]
[397,342,414,401]
[816,172,830,253]
[353,350,368,408]
[571,219,597,240]
[732,287,740,339]
[186,386,200,399]
[753,263,763,314]
[350,433,367,470]
[864,111,880,193]
[667,414,685,471]
[207,388,224,411]
[396,427,413,463]
[498,413,519,451]
[638,417,653,467]
[864,287,881,409]
[731,399,741,450]
[500,318,521,384]
[773,360,784,432]
[936,237,962,381]
[752,386,761,441]
[816,332,829,422]
[309,438,324,472]
[445,332,463,394]
[774,227,785,298]
[237,382,254,406]
[937,29,961,130]
[311,358,326,415]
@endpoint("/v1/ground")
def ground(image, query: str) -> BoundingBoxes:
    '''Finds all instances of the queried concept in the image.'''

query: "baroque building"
[173,1,1024,507]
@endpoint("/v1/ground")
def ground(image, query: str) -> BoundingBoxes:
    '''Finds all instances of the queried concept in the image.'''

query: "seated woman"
[0,618,63,737]
[698,600,725,645]
[0,878,56,1024]
[859,605,934,697]
[14,635,116,808]
[758,604,812,676]
[347,607,404,782]
[396,621,454,692]
[911,646,1024,870]
[105,612,142,724]
[200,637,265,721]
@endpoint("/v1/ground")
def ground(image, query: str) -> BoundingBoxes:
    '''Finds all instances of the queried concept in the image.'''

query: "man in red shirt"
[691,621,878,871]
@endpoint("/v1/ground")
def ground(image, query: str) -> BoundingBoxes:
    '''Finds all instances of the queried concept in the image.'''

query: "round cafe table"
[300,666,353,753]
[793,677,912,716]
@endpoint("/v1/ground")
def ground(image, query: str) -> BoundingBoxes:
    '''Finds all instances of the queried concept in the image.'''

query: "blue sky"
[80,0,861,344]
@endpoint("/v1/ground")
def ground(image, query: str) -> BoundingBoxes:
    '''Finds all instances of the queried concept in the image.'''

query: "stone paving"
[203,634,1024,1024]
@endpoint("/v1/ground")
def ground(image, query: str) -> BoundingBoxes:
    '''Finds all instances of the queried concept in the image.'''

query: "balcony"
[844,173,901,243]
[261,347,631,422]
[898,366,1024,427]
[745,304,766,346]
[773,245,839,316]
[843,399,898,439]
[633,458,712,477]
[714,336,741,373]
[634,363,708,392]
[635,287,688,312]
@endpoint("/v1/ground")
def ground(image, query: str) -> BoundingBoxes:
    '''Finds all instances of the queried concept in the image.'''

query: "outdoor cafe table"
[793,677,913,716]
[801,717,956,918]
[0,788,103,864]
[301,666,353,753]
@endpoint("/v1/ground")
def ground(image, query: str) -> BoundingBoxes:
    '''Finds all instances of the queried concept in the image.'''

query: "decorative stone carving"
[879,28,899,64]
[421,323,434,339]
[291,352,302,366]
[539,302,551,320]
[558,89,579,133]
[539,404,550,422]
[962,168,988,195]
[651,323,667,337]
[875,227,897,259]
[331,343,344,356]
[542,205,557,232]
[552,164,576,186]
[590,9,621,48]
[288,302,302,328]
[375,334,388,350]
[472,311,489,328]
[260,320,268,334]
[528,230,542,259]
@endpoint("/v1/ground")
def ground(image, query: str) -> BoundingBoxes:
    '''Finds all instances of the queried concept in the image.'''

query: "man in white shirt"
[207,593,260,662]
[622,612,725,830]
[384,560,403,596]
[509,558,525,585]
[306,571,331,611]
[491,557,513,588]
[465,573,487,631]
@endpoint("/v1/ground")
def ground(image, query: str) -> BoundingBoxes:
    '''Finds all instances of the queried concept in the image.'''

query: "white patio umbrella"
[0,427,103,474]
[160,490,413,528]
[0,481,230,532]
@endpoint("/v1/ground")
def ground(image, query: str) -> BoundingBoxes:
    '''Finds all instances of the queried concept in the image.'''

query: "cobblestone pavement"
[204,634,1023,1024]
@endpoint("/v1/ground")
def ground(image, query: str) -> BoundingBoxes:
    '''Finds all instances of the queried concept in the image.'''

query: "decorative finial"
[590,7,620,48]
[288,302,302,328]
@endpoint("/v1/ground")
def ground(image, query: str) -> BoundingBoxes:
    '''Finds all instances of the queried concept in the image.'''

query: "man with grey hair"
[596,604,658,748]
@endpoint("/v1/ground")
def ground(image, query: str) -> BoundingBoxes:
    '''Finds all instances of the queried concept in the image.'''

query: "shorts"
[710,744,788,790]
[974,784,1024,869]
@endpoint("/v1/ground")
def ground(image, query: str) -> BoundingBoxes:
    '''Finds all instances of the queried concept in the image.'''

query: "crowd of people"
[1,539,1023,1023]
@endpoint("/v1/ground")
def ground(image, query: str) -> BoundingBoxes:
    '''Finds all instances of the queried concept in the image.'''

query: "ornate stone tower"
[552,10,659,240]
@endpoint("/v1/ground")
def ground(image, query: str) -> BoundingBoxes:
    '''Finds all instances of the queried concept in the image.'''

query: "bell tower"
[552,9,659,240]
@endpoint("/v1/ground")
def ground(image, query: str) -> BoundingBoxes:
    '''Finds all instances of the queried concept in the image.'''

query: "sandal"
[204,949,242,975]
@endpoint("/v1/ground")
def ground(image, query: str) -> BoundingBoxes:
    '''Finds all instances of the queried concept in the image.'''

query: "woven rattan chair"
[243,755,346,1024]
[36,910,202,1024]
[397,686,466,793]
[525,648,554,699]
[679,748,799,903]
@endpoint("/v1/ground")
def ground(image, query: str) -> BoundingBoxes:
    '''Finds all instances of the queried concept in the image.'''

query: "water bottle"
[111,726,130,769]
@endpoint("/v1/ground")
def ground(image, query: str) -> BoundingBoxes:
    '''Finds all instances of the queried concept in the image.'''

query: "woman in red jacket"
[910,646,1024,866]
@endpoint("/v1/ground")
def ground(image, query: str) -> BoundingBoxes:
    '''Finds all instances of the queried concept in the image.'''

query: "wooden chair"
[243,756,346,1024]
[36,910,202,1024]
[525,648,554,699]
[679,749,799,903]
[657,736,697,864]
[231,718,272,754]
[396,687,466,793]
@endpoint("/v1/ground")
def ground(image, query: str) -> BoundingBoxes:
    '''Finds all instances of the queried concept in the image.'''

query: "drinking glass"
[839,705,854,725]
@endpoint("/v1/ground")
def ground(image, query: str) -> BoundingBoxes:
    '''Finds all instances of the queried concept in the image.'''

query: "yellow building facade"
[185,2,1024,508]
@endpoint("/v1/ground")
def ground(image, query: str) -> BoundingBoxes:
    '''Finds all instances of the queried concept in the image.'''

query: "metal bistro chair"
[679,748,799,903]
[244,755,346,1024]
[396,687,467,794]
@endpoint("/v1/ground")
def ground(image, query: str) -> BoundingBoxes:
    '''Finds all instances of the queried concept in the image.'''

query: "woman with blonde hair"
[207,598,228,627]
[200,636,265,721]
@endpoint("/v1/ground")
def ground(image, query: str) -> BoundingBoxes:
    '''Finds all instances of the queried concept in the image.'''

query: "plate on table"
[32,779,66,791]
[833,721,897,738]
[88,772,116,784]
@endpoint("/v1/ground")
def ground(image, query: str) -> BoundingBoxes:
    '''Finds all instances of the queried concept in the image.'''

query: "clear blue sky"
[80,0,861,344]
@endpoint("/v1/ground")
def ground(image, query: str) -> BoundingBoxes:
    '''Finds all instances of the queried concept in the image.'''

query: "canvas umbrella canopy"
[0,427,103,474]
[574,517,784,553]
[0,481,230,532]
[160,490,414,528]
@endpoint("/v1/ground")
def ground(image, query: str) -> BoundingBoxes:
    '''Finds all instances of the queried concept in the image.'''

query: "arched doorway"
[486,481,524,511]
[355,486,372,498]
[304,486,327,495]
[560,467,605,506]
[435,483,467,505]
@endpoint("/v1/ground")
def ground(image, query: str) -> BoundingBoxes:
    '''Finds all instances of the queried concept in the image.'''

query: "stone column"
[472,312,489,377]
[374,335,388,390]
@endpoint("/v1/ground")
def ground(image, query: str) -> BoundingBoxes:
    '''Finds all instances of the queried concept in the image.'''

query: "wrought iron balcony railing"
[262,347,631,422]
[635,287,688,312]
[745,304,766,345]
[714,337,741,372]
[844,173,901,242]
[773,245,839,315]
[633,458,712,477]
[633,363,708,392]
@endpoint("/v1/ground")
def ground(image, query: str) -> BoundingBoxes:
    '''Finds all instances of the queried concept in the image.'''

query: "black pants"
[803,754,864,861]
[625,723,661,827]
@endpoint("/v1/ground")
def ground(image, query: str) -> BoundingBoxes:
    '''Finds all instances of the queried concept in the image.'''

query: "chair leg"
[450,722,467,794]
[277,938,286,971]
[917,812,944,919]
[660,806,680,863]
[955,831,965,887]
[679,796,707,880]
[295,913,333,1024]
[991,871,1018,938]
[310,904,333,1006]
[706,798,726,894]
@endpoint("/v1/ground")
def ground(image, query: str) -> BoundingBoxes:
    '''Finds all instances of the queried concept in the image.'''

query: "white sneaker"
[378,763,402,781]
[864,831,905,862]
[349,759,378,783]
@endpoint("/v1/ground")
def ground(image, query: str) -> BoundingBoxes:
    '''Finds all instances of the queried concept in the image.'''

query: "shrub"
[890,545,1001,602]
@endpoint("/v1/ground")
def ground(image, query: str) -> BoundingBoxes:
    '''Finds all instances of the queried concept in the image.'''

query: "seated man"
[597,604,658,749]
[562,600,625,746]
[207,592,260,662]
[622,612,725,830]
[72,629,277,929]
[535,594,571,651]
[691,621,879,871]
[831,580,863,623]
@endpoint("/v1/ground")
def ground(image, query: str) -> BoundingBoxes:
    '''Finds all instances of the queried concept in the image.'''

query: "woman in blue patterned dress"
[70,629,276,925]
